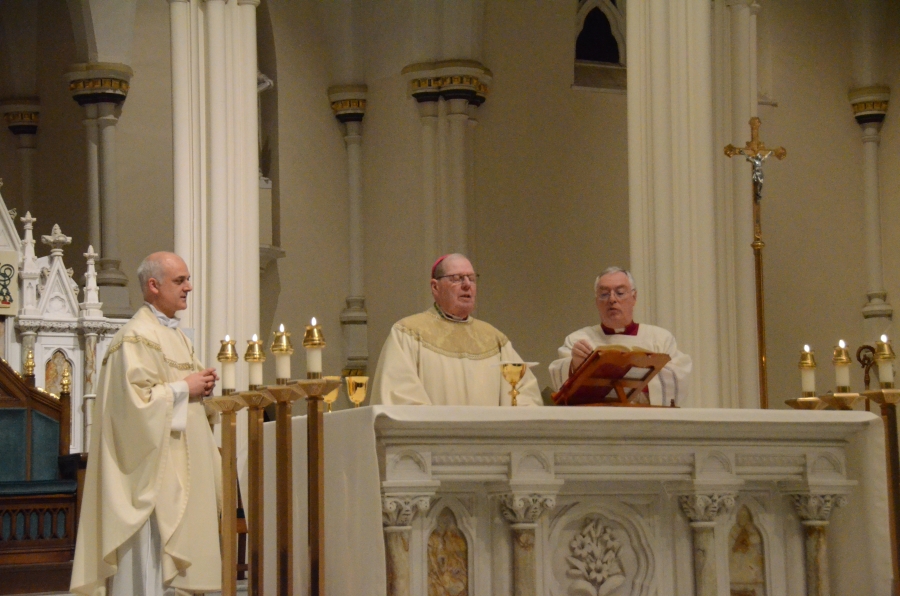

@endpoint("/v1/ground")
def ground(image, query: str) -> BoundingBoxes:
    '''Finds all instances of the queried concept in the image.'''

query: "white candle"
[834,339,850,389]
[878,334,894,385]
[248,333,264,386]
[274,323,292,380]
[800,345,816,394]
[306,317,323,374]
[222,335,236,390]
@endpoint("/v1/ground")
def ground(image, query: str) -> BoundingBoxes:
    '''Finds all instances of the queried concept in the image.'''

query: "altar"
[256,406,892,596]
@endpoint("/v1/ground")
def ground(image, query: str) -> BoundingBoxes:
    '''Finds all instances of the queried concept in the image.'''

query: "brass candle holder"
[271,325,294,384]
[833,340,852,394]
[206,393,248,596]
[785,396,827,410]
[24,348,35,385]
[238,387,273,596]
[876,335,896,389]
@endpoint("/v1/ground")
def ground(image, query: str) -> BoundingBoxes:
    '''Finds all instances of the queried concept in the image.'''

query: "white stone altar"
[258,406,892,596]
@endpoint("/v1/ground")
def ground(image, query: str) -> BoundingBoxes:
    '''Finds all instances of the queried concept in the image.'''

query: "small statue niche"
[427,508,468,596]
[729,506,766,596]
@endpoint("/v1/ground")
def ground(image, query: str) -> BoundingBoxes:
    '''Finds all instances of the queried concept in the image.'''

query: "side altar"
[257,406,891,596]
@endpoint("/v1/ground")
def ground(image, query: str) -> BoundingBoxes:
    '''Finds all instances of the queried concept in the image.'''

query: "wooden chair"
[0,358,82,594]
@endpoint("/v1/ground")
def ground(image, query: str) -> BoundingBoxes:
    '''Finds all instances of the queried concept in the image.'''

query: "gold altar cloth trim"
[394,309,508,360]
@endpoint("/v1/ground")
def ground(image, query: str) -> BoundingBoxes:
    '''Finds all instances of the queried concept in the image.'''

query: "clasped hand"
[185,368,219,398]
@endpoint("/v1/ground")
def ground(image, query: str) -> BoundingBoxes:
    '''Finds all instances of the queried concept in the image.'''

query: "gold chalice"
[323,376,342,412]
[500,362,538,406]
[346,376,369,407]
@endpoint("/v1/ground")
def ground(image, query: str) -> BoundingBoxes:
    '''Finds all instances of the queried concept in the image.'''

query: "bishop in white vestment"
[549,267,692,406]
[71,253,222,595]
[372,254,542,406]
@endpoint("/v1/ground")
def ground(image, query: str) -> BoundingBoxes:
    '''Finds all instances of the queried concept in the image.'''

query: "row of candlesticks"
[798,334,896,394]
[216,318,325,390]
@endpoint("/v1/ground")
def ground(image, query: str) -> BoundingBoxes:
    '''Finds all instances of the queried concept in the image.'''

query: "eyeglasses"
[435,273,479,285]
[597,289,633,302]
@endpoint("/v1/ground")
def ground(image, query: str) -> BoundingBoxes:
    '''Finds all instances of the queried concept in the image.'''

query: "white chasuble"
[71,306,222,595]
[371,308,543,407]
[548,324,693,406]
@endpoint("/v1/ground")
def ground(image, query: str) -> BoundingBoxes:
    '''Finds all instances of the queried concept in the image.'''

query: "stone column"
[0,100,39,213]
[66,63,134,318]
[382,495,432,596]
[679,493,736,596]
[83,104,101,253]
[329,86,369,375]
[849,87,892,341]
[792,494,846,596]
[498,494,557,596]
[728,0,763,409]
[405,62,491,260]
[627,0,721,407]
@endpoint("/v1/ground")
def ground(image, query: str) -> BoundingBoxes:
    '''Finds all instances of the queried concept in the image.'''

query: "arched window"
[574,0,626,91]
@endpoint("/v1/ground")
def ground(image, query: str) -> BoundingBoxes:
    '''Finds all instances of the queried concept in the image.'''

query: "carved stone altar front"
[374,407,890,596]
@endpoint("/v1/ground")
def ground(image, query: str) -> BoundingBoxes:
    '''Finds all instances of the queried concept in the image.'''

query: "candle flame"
[252,333,258,342]
[224,334,230,342]
[882,334,889,343]
[804,344,810,353]
[838,339,846,349]
[311,317,317,326]
[279,323,285,333]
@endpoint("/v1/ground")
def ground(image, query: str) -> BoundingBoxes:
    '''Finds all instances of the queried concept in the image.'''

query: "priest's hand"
[186,368,219,398]
[571,339,594,372]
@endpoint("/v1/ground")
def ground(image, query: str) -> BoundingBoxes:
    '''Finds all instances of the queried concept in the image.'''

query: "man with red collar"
[548,267,692,406]
[371,253,542,406]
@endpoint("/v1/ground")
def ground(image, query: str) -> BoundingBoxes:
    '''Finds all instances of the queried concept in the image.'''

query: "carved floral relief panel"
[547,501,652,596]
[428,508,468,596]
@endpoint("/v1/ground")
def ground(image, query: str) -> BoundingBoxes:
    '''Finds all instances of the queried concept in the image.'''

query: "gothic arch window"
[574,0,627,92]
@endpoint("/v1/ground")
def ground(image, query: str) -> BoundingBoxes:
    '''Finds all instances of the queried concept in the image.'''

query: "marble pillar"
[627,0,722,407]
[849,87,892,341]
[792,494,846,596]
[679,493,736,596]
[0,101,39,213]
[329,86,369,375]
[498,493,556,596]
[66,63,134,319]
[382,495,432,596]
[79,246,103,452]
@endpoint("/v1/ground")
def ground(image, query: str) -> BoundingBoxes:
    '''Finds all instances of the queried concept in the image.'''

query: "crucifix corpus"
[725,117,786,410]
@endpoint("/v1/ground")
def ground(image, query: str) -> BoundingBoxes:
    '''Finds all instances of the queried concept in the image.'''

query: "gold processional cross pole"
[725,117,786,410]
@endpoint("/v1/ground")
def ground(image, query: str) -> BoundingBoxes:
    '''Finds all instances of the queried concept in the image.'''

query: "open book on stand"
[552,346,673,407]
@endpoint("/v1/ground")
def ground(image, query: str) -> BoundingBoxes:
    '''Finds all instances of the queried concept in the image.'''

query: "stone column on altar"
[66,63,134,319]
[791,493,847,596]
[329,86,369,375]
[0,100,39,213]
[627,0,721,407]
[679,493,737,596]
[382,494,433,596]
[498,493,557,596]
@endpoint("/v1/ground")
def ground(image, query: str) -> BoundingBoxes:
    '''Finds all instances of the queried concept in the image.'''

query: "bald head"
[138,252,192,317]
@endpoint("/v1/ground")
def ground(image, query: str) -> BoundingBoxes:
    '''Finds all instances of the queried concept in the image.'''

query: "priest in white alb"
[71,252,222,596]
[371,253,543,406]
[549,267,692,406]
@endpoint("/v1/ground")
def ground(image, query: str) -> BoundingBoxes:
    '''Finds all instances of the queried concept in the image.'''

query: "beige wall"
[761,0,872,404]
[473,1,629,390]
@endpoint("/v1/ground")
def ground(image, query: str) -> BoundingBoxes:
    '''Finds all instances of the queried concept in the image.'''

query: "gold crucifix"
[725,117,786,410]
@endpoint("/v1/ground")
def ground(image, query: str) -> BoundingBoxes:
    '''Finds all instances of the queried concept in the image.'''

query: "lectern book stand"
[552,347,672,407]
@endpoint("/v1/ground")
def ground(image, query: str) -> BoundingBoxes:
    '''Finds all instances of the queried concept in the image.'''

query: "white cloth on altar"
[254,405,890,596]
[548,323,692,406]
[371,308,542,406]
